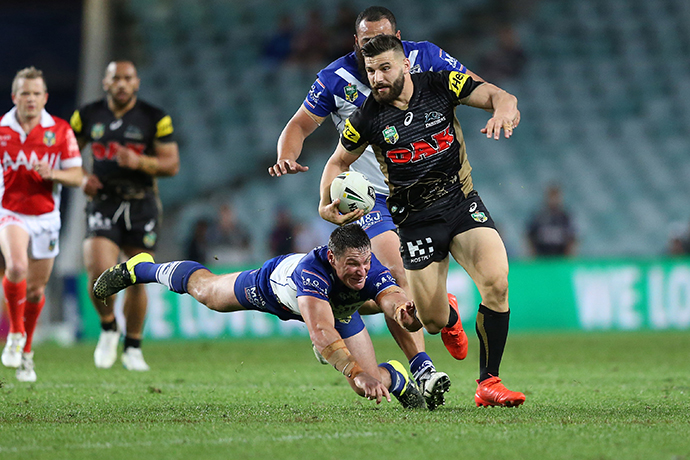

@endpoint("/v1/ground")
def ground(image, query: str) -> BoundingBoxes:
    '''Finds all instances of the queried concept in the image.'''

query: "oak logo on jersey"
[382,125,399,144]
[448,71,469,98]
[91,123,105,140]
[386,126,454,164]
[343,119,360,143]
[344,83,358,102]
[43,131,56,147]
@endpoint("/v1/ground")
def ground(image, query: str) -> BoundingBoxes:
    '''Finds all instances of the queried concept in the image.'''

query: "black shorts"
[85,193,160,250]
[398,191,496,270]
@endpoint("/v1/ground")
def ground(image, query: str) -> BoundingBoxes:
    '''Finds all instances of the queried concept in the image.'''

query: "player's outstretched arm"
[376,286,423,332]
[464,83,520,140]
[270,106,326,177]
[299,296,390,403]
[318,142,364,225]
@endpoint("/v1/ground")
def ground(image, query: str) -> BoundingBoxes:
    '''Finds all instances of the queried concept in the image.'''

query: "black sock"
[124,336,141,351]
[475,304,510,382]
[101,319,117,332]
[446,304,459,328]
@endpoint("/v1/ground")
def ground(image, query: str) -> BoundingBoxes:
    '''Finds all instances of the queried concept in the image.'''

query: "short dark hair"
[361,34,404,59]
[328,224,371,258]
[355,6,397,32]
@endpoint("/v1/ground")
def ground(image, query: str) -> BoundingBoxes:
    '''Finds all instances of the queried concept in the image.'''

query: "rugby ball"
[330,171,376,214]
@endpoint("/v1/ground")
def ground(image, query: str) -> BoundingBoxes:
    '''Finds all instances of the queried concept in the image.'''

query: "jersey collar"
[1,108,55,143]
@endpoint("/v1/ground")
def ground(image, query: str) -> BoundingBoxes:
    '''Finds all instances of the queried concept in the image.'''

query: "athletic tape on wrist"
[321,339,363,378]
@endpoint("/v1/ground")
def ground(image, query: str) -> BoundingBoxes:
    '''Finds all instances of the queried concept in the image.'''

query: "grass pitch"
[1,332,689,460]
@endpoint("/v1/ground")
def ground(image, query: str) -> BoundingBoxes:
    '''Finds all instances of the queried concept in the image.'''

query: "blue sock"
[379,362,405,396]
[409,352,435,384]
[133,261,207,294]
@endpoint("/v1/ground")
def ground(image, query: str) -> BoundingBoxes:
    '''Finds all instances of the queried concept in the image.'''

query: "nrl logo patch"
[43,131,56,147]
[91,123,105,140]
[143,231,157,248]
[471,212,488,223]
[344,83,358,102]
[382,125,399,144]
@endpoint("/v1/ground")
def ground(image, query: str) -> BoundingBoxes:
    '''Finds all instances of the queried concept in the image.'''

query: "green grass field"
[1,332,689,460]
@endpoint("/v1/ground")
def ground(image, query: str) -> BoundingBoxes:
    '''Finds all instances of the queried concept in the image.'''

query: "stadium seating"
[125,0,690,259]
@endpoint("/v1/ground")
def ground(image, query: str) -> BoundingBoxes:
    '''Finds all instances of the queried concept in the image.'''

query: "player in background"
[319,35,526,407]
[71,61,179,372]
[269,5,476,409]
[93,224,428,409]
[0,67,84,382]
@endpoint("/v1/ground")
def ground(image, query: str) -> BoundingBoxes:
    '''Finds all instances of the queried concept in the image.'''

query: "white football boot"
[16,351,37,382]
[94,328,120,368]
[2,332,27,368]
[419,370,452,411]
[121,347,150,371]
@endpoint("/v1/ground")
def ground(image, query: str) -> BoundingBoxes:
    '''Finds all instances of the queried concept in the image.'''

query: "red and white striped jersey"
[0,108,82,215]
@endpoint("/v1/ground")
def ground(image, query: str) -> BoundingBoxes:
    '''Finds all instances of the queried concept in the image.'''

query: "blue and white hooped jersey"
[267,246,398,320]
[303,40,467,195]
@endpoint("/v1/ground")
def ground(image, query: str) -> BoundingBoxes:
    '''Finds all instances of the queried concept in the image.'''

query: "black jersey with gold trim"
[340,71,483,226]
[70,99,175,192]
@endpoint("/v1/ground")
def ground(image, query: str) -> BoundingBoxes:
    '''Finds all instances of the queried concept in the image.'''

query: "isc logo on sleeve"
[448,71,469,98]
[343,119,360,143]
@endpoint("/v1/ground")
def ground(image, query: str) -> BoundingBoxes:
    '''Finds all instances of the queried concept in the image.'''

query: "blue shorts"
[355,193,397,239]
[233,263,366,339]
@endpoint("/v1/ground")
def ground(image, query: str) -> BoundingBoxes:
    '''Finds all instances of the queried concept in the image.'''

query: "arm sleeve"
[421,41,467,73]
[434,70,484,106]
[60,126,83,169]
[69,109,84,137]
[295,265,332,302]
[155,113,175,142]
[302,75,336,117]
[339,105,371,153]
[364,255,399,299]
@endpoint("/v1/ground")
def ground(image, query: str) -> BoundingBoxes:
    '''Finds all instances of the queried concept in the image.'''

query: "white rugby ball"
[330,171,376,214]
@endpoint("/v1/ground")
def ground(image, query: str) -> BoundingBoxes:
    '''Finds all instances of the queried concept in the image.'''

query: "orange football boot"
[440,293,468,360]
[475,375,526,407]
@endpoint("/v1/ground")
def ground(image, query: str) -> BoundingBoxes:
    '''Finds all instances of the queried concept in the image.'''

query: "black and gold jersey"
[340,71,483,225]
[70,99,175,193]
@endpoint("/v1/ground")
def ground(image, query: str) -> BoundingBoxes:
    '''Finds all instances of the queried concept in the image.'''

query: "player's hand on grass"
[269,159,309,177]
[81,173,104,196]
[354,372,391,404]
[395,301,423,332]
[319,199,364,225]
[481,109,520,140]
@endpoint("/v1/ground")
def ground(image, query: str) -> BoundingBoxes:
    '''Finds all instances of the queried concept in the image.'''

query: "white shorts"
[0,208,61,259]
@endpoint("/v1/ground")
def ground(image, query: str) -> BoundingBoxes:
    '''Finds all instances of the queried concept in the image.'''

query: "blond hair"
[12,67,47,95]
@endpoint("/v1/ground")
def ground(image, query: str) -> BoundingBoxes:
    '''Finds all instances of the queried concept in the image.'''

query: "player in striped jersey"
[270,6,478,410]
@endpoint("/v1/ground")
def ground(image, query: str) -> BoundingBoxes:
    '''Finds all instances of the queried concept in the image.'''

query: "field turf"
[1,332,689,460]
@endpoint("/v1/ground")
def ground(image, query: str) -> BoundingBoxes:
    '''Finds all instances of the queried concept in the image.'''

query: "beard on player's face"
[371,69,405,104]
[108,88,137,108]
